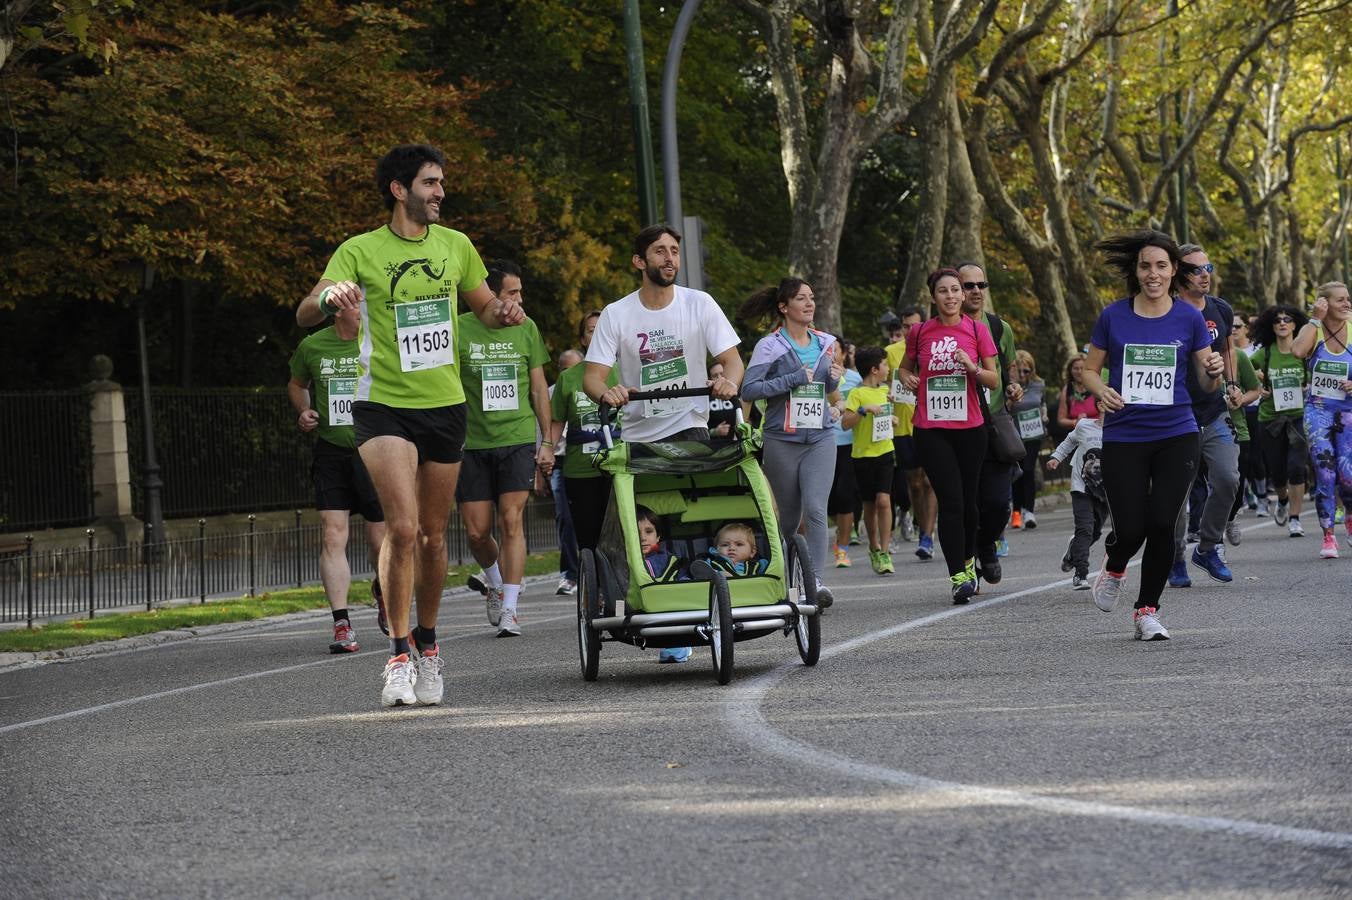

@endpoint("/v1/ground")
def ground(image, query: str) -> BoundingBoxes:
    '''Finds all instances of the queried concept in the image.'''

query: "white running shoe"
[1091,562,1125,613]
[1288,518,1304,537]
[485,587,504,626]
[497,609,521,637]
[1071,573,1090,590]
[1274,499,1290,526]
[1134,606,1170,641]
[555,576,576,596]
[412,649,444,705]
[1320,534,1339,559]
[380,655,417,708]
[1225,520,1242,546]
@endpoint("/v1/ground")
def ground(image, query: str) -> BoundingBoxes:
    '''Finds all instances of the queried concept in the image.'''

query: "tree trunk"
[966,123,1078,364]
[896,87,952,313]
[942,86,985,268]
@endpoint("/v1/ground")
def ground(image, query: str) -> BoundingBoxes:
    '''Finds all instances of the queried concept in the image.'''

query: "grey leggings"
[761,435,836,582]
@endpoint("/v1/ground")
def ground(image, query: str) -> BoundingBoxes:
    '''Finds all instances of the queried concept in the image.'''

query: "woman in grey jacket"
[739,278,843,606]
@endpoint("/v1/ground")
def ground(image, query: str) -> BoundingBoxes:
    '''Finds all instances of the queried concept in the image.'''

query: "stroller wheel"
[578,551,602,681]
[709,572,734,685]
[789,534,821,666]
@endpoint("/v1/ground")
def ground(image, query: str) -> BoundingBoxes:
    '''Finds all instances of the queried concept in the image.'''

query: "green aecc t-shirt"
[551,361,618,479]
[457,313,549,450]
[320,224,488,410]
[288,326,360,449]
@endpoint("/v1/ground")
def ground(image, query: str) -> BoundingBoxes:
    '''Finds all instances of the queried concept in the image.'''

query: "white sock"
[484,562,503,588]
[502,583,520,613]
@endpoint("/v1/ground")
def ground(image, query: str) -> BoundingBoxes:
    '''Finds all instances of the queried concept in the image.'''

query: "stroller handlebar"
[596,386,744,446]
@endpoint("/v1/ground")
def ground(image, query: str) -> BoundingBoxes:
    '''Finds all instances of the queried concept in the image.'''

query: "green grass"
[0,552,562,654]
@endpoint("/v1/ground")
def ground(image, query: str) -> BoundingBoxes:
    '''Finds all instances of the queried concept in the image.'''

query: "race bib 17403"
[1122,344,1176,406]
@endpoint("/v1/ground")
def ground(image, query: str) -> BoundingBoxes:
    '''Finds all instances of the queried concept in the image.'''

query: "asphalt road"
[2,505,1350,898]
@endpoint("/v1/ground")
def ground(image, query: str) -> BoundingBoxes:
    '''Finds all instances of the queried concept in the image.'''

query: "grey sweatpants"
[1174,414,1241,557]
[761,435,837,583]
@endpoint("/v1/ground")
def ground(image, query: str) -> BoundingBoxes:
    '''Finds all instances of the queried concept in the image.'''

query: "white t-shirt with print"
[586,286,740,443]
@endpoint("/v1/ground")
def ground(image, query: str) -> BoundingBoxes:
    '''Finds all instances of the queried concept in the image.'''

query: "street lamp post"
[136,263,165,552]
[660,0,703,287]
[623,0,660,227]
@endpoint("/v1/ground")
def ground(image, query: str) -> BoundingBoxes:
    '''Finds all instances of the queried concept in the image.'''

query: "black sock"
[390,636,410,657]
[412,625,436,651]
[332,608,349,624]
[1290,514,1300,520]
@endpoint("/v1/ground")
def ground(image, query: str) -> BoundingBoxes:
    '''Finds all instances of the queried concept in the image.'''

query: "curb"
[0,573,563,673]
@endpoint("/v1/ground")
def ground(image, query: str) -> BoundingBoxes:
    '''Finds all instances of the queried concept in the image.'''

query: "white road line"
[725,520,1352,851]
[0,613,575,735]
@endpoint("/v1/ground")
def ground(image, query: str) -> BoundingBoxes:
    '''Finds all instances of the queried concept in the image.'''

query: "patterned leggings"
[1304,405,1352,530]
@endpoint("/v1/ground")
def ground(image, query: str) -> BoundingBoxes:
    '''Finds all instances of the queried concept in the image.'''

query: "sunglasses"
[1232,322,1245,329]
[962,281,988,291]
[1274,315,1294,323]
[1193,263,1215,273]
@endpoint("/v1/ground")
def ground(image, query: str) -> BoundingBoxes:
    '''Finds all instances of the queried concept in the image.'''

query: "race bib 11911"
[926,374,967,422]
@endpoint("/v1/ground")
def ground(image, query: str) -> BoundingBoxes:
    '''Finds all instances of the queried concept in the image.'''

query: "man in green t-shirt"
[958,262,1023,586]
[455,261,553,637]
[288,305,387,655]
[296,144,525,709]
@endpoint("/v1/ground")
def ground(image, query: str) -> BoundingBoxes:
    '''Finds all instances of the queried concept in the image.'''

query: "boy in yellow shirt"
[842,347,899,574]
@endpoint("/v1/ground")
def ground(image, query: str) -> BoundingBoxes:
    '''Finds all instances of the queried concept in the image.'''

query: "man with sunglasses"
[957,262,1022,586]
[1168,244,1241,587]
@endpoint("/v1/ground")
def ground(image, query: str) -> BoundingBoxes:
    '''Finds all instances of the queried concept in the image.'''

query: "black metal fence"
[124,388,312,519]
[1,498,563,626]
[0,391,94,532]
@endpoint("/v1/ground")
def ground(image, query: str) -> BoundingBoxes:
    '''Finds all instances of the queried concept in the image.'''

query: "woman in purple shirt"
[1081,230,1225,641]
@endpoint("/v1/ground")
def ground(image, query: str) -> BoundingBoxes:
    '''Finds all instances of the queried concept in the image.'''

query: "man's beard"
[646,263,677,288]
[407,193,440,226]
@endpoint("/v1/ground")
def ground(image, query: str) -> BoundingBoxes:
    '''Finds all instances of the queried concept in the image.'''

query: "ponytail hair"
[737,277,810,329]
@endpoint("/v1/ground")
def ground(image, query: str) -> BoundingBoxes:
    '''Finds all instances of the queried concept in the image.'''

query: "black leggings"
[565,475,613,554]
[1014,439,1042,511]
[1259,416,1308,489]
[1102,433,1200,610]
[915,426,989,576]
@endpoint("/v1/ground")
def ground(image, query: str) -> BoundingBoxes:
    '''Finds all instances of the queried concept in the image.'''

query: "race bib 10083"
[481,363,519,411]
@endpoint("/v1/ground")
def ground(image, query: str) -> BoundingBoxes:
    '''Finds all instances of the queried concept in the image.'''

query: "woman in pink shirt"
[896,268,1000,603]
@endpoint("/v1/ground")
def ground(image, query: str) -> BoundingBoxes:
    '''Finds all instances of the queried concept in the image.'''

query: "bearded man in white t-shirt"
[582,223,743,664]
[583,223,743,440]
